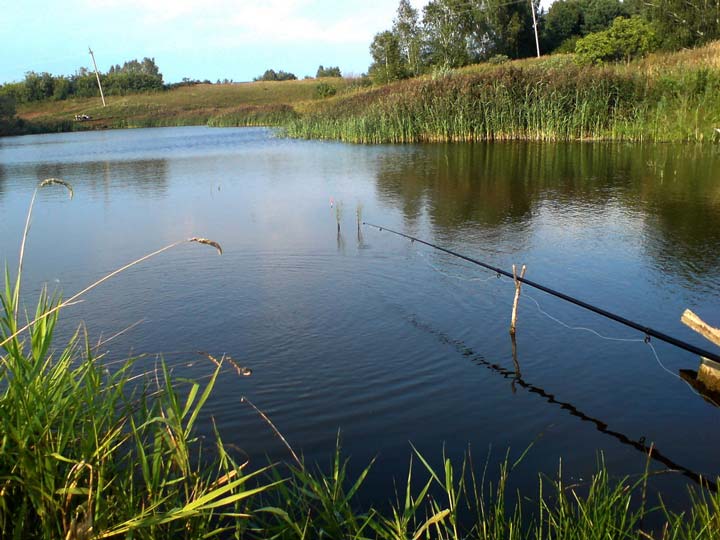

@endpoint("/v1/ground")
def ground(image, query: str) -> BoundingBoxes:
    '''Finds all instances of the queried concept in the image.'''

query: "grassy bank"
[286,42,720,143]
[2,181,720,539]
[11,41,720,143]
[12,77,350,133]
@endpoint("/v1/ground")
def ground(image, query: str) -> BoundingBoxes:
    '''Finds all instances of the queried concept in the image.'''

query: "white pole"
[530,0,541,57]
[88,47,107,107]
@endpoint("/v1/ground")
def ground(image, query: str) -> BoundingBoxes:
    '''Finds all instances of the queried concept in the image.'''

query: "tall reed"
[285,55,720,144]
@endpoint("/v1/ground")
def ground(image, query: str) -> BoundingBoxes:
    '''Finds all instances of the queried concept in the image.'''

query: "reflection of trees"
[0,163,6,201]
[32,159,169,199]
[631,145,720,281]
[374,142,720,280]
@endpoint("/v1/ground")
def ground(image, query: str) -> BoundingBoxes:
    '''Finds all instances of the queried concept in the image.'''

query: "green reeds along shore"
[2,183,720,539]
[285,43,720,144]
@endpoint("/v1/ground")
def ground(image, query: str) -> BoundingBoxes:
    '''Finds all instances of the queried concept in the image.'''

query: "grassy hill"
[14,41,720,143]
[15,77,354,131]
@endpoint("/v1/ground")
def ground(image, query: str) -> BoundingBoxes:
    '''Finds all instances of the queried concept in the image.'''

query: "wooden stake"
[681,309,720,348]
[510,264,527,336]
[681,309,720,393]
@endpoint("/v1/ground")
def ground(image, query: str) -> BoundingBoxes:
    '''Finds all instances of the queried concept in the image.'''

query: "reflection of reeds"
[335,200,343,232]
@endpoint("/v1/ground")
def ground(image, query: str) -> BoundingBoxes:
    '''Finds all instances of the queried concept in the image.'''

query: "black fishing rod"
[364,222,720,364]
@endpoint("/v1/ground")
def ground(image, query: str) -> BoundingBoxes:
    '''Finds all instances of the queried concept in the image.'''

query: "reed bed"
[207,104,299,127]
[286,46,720,144]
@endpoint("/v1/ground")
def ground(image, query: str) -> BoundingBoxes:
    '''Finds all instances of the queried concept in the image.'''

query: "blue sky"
[1,0,433,84]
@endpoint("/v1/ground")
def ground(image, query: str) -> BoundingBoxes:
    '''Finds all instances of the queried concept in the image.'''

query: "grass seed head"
[188,237,223,255]
[39,178,74,199]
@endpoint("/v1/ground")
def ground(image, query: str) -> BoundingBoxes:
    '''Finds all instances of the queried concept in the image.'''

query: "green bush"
[575,16,657,64]
[488,54,510,65]
[315,82,337,98]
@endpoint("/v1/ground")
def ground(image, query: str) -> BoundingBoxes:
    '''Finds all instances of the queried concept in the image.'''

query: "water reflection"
[408,314,716,491]
[374,143,720,285]
[29,159,169,199]
[0,163,6,200]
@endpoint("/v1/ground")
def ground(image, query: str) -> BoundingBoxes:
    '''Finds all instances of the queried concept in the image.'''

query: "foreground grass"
[286,41,720,143]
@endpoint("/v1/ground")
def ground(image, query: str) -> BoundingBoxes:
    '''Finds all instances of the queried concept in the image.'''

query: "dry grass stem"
[241,396,302,468]
[93,318,146,352]
[188,237,223,255]
[2,236,223,351]
[39,178,74,199]
[202,352,223,369]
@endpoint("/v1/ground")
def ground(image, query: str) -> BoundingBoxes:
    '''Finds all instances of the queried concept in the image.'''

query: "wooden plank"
[681,309,720,348]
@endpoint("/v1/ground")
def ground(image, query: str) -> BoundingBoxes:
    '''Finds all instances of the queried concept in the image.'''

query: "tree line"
[369,0,720,83]
[0,57,165,104]
[253,65,343,82]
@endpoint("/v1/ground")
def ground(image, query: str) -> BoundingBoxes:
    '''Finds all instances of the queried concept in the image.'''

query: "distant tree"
[0,94,17,134]
[542,0,584,52]
[422,0,472,68]
[316,65,342,77]
[104,57,164,94]
[474,0,537,59]
[368,30,407,83]
[0,82,29,104]
[73,69,100,97]
[254,69,297,81]
[52,76,72,100]
[580,0,628,34]
[23,72,55,102]
[0,95,16,119]
[643,0,720,49]
[393,0,423,76]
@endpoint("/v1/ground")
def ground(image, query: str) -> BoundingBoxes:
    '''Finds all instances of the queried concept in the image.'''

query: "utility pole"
[88,47,107,107]
[530,0,541,58]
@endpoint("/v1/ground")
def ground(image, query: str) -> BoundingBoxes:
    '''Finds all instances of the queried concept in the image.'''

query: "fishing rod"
[364,222,720,364]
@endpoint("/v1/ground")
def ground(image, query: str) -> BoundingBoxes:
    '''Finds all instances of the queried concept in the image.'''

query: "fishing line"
[405,313,718,492]
[415,249,502,283]
[365,222,720,364]
[645,341,720,407]
[524,290,720,404]
[524,293,643,343]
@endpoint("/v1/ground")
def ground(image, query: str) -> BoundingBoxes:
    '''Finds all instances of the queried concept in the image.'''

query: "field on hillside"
[16,77,352,130]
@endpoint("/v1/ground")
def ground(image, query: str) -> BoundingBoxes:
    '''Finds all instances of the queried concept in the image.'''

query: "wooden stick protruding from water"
[681,309,720,348]
[510,264,527,336]
[681,309,720,393]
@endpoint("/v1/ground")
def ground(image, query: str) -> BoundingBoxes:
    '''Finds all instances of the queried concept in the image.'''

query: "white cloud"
[85,0,429,45]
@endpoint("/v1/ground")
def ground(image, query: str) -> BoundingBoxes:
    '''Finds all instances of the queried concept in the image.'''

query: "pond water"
[1,126,719,507]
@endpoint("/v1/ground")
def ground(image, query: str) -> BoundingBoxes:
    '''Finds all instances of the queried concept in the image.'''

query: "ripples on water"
[0,127,719,507]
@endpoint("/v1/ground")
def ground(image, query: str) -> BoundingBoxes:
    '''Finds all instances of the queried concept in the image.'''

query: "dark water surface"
[1,127,719,506]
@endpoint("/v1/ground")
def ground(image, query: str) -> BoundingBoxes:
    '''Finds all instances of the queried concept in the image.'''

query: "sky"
[1,0,436,84]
